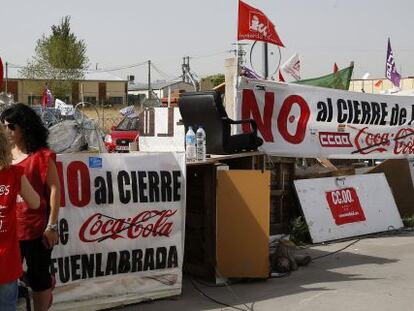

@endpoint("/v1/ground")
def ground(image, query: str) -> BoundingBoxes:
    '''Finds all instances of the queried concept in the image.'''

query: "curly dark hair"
[0,103,49,153]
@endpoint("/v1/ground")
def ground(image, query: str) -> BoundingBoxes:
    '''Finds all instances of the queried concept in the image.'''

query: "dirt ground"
[79,106,127,133]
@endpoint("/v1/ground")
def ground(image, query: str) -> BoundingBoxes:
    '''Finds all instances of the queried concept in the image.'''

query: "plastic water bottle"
[185,126,196,162]
[196,126,206,161]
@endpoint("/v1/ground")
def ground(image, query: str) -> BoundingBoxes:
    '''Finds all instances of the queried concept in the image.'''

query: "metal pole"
[5,62,8,94]
[236,0,240,78]
[262,43,269,80]
[102,98,105,130]
[148,60,152,103]
[182,57,185,82]
[187,56,190,81]
[167,86,171,108]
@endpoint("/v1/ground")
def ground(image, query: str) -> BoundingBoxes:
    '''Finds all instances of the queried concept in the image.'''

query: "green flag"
[295,62,354,90]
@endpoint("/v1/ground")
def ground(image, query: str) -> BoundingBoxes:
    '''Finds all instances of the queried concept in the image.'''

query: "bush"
[289,216,311,245]
[402,216,414,228]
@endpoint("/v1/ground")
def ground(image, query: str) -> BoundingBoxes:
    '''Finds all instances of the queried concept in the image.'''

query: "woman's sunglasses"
[2,123,16,131]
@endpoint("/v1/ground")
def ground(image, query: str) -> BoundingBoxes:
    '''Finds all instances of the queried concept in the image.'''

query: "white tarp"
[49,120,107,153]
[55,99,75,116]
[294,173,403,243]
[139,108,185,152]
[237,77,414,159]
[52,152,186,310]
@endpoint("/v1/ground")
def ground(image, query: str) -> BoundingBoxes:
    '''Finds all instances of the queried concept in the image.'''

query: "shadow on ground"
[107,233,406,311]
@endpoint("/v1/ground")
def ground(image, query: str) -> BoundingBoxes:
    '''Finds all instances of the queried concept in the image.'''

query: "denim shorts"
[0,280,18,311]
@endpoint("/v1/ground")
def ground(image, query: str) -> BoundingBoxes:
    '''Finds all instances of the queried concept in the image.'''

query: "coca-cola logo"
[394,128,414,155]
[353,127,389,154]
[79,209,177,242]
[352,126,414,155]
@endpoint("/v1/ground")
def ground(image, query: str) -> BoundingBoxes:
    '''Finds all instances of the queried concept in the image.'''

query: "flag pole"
[233,0,240,132]
[236,0,240,79]
[263,43,269,79]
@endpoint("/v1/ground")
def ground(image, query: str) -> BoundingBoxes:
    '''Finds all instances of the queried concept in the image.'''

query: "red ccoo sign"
[326,187,366,226]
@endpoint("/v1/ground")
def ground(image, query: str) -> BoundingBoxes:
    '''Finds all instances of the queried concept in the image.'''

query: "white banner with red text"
[52,152,186,310]
[237,77,414,158]
[139,107,185,152]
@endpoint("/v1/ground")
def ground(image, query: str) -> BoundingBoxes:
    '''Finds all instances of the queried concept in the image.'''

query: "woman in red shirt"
[1,104,60,311]
[0,123,40,311]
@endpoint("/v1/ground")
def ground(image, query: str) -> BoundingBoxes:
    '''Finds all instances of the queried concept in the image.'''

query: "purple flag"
[386,38,401,87]
[241,66,261,79]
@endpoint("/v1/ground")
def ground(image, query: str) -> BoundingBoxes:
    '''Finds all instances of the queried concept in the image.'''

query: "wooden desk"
[184,152,269,281]
[185,151,265,167]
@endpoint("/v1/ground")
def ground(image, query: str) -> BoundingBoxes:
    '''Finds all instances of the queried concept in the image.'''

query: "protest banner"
[237,77,414,158]
[52,152,186,310]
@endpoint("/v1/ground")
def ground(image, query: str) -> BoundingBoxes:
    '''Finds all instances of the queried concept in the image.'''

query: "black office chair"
[178,91,263,154]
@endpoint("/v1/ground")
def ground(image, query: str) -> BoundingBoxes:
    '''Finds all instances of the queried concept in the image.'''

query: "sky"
[2,0,414,83]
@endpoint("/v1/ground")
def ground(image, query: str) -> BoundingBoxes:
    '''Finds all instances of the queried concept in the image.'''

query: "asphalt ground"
[116,230,414,311]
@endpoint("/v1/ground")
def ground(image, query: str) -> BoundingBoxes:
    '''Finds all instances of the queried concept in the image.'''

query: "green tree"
[208,74,225,87]
[200,73,225,91]
[21,16,89,100]
[211,74,225,87]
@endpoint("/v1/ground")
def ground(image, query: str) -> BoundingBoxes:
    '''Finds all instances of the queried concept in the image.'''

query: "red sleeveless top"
[15,148,56,240]
[0,165,24,284]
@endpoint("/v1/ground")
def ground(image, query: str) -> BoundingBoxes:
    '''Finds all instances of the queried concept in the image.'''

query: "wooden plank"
[366,159,414,217]
[216,170,270,278]
[186,151,264,166]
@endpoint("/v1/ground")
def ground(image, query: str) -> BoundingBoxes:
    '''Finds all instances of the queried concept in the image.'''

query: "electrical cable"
[7,61,148,75]
[189,277,253,311]
[311,239,361,261]
[190,277,227,288]
[304,227,408,261]
[87,61,148,73]
[190,50,230,60]
[190,226,412,310]
[150,62,177,81]
[7,49,230,81]
[211,268,256,311]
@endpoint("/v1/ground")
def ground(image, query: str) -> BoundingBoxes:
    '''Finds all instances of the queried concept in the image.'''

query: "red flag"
[333,63,339,73]
[374,80,383,87]
[41,87,53,108]
[278,70,285,82]
[238,0,284,47]
[41,88,48,108]
[0,58,3,90]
